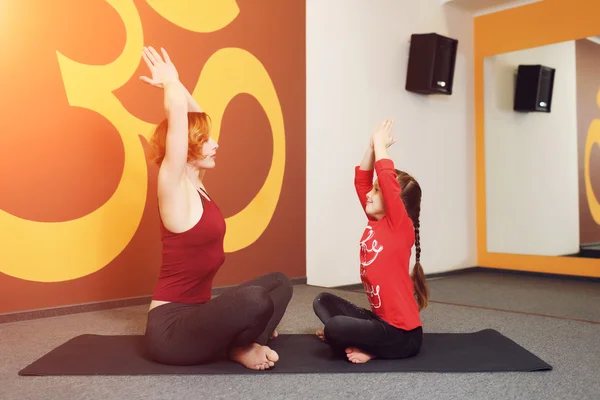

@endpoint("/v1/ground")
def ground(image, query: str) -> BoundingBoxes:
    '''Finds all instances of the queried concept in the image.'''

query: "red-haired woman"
[140,46,291,370]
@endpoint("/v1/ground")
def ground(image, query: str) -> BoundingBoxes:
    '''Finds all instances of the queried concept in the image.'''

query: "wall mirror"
[483,36,600,260]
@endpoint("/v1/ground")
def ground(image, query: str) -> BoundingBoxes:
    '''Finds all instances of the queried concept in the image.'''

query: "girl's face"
[365,181,385,220]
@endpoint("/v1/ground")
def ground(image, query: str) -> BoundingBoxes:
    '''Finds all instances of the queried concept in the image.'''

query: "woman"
[140,46,292,370]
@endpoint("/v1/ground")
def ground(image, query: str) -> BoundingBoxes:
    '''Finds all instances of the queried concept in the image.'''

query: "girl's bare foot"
[229,343,279,370]
[316,329,327,343]
[345,347,374,363]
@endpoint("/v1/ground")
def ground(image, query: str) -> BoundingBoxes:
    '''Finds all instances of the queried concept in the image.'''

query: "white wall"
[306,0,476,287]
[484,41,580,256]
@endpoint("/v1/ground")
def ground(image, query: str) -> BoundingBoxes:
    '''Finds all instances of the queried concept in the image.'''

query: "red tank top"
[152,189,226,304]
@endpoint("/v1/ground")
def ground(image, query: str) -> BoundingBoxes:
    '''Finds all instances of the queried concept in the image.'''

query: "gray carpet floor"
[426,269,600,322]
[1,271,599,400]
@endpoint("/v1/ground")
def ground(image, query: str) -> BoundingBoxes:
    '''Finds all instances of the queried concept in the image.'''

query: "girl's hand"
[373,119,396,148]
[139,46,179,88]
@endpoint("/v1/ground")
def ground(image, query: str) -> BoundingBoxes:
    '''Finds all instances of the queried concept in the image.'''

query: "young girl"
[313,119,429,363]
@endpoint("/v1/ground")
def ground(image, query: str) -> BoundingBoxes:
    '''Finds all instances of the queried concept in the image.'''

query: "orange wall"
[0,0,306,313]
[475,0,600,277]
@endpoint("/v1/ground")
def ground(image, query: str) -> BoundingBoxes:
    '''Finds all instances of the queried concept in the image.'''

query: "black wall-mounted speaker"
[513,65,556,113]
[405,33,459,95]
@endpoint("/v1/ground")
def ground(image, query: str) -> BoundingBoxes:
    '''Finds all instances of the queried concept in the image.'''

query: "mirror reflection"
[484,37,600,258]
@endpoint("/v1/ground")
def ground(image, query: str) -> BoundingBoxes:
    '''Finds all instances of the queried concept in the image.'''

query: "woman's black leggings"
[144,272,293,365]
[313,292,422,359]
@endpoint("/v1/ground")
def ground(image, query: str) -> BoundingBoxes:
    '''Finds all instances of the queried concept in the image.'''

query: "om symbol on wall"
[0,0,290,283]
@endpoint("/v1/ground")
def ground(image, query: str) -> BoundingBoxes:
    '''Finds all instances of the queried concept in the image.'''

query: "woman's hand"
[372,119,396,149]
[139,46,179,88]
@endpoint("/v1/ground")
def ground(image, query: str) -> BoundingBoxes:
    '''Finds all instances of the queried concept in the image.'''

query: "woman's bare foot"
[316,329,327,343]
[270,330,278,340]
[345,347,374,363]
[229,343,279,370]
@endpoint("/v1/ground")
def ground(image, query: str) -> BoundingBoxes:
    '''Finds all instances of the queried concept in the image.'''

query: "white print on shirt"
[364,282,382,309]
[359,226,383,273]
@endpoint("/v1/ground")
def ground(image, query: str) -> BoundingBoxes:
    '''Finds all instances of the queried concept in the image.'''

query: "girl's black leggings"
[144,272,293,365]
[313,292,422,359]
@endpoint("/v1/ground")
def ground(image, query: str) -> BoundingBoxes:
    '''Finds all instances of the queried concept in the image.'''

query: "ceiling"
[441,0,543,15]
[587,36,600,45]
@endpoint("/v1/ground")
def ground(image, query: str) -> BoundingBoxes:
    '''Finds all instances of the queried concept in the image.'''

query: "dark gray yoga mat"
[18,329,552,375]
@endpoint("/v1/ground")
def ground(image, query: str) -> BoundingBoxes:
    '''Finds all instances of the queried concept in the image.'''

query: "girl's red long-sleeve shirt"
[354,158,422,331]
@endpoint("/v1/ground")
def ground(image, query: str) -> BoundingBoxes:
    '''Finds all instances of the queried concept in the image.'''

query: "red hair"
[148,112,212,166]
